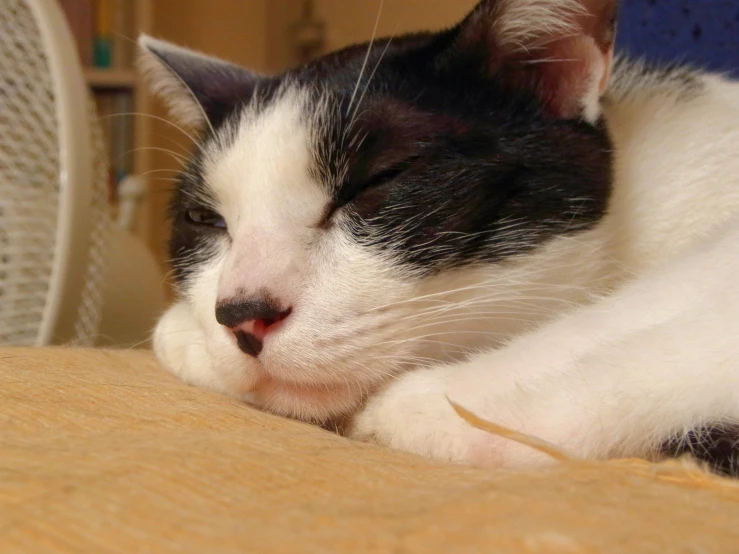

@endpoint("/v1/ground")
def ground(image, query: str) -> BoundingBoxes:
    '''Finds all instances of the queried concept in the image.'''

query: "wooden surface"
[2,347,739,553]
[84,68,137,89]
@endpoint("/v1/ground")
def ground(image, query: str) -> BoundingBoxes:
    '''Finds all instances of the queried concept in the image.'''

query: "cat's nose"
[215,296,292,357]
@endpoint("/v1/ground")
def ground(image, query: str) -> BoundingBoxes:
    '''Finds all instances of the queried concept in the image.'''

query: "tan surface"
[2,347,739,553]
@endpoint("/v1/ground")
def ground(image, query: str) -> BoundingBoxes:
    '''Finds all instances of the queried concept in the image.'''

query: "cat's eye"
[365,165,408,191]
[334,158,418,213]
[185,208,227,229]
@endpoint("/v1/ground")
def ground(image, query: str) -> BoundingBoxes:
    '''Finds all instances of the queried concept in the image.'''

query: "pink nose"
[215,296,292,357]
[237,309,291,341]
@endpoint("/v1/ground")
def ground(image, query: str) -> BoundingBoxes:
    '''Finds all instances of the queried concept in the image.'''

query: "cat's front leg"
[347,272,643,467]
[351,222,739,468]
[348,359,560,468]
[348,363,492,464]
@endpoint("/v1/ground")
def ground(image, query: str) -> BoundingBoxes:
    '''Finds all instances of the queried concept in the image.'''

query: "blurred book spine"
[111,0,132,68]
[60,0,132,69]
[112,93,133,185]
[93,0,113,68]
[58,0,147,206]
[94,92,133,201]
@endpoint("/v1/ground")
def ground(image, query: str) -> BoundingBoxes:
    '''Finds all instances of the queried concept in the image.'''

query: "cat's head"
[143,0,617,423]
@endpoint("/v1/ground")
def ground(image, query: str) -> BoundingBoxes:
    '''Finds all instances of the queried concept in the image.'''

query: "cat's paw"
[348,367,492,463]
[153,301,237,395]
[348,365,546,467]
[348,363,568,468]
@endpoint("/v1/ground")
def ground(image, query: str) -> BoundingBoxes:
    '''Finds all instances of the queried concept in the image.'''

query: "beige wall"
[152,0,269,68]
[313,0,476,51]
[266,0,305,71]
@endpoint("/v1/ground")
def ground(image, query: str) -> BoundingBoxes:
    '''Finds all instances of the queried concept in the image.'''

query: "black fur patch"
[305,30,613,273]
[662,425,739,478]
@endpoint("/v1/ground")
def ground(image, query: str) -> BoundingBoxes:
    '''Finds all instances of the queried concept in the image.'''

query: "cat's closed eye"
[185,207,227,229]
[335,156,420,211]
[319,163,410,228]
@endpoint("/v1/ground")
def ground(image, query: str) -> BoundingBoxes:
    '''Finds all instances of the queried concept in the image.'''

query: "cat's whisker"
[383,298,570,327]
[363,275,587,315]
[372,335,486,351]
[97,111,202,148]
[347,0,384,114]
[349,24,398,126]
[393,315,535,336]
[137,168,182,178]
[364,280,504,314]
[123,336,155,350]
[154,132,197,158]
[396,290,586,319]
[377,330,509,348]
[124,146,189,165]
[395,307,562,327]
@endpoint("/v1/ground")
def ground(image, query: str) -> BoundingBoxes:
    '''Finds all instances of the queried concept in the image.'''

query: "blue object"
[615,0,739,76]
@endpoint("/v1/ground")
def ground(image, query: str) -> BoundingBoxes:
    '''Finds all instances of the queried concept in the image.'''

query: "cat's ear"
[449,0,618,121]
[137,35,262,129]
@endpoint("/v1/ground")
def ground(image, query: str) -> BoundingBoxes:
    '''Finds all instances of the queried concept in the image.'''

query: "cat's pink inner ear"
[459,0,618,120]
[511,35,610,120]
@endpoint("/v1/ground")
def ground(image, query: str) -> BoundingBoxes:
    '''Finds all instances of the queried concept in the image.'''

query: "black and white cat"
[141,0,739,474]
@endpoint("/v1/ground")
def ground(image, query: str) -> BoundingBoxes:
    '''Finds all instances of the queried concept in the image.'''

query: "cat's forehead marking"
[199,85,332,229]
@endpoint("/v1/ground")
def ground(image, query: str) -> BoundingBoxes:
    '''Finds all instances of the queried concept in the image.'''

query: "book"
[111,0,132,68]
[93,0,113,68]
[93,92,115,199]
[111,92,133,187]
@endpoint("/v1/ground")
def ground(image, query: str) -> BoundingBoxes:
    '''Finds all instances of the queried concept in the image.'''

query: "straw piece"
[448,398,578,463]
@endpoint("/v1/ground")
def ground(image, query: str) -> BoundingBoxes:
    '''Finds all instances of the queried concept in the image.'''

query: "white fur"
[205,90,328,301]
[491,0,587,51]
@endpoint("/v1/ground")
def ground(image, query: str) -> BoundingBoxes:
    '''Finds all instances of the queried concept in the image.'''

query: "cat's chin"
[248,375,364,423]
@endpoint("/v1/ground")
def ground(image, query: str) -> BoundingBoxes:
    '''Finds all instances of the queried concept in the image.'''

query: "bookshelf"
[84,67,137,88]
[60,0,152,238]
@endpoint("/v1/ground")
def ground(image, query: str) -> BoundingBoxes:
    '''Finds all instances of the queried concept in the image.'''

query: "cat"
[140,0,739,476]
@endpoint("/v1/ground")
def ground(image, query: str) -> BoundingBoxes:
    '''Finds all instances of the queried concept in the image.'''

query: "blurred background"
[1,0,735,348]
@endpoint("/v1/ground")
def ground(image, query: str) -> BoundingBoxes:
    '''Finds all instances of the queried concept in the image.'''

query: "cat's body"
[142,0,739,474]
